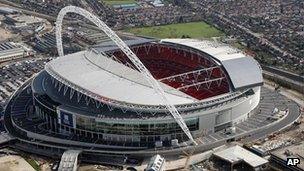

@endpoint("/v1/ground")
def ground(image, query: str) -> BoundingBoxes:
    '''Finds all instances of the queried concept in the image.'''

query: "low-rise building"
[5,14,46,31]
[145,154,166,171]
[213,145,269,171]
[0,7,18,15]
[0,42,34,63]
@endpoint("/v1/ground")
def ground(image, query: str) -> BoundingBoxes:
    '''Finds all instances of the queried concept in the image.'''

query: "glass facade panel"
[75,115,199,137]
[34,95,200,145]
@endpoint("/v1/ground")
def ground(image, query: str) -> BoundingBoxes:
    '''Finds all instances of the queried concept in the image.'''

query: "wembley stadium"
[3,6,301,166]
[4,36,263,151]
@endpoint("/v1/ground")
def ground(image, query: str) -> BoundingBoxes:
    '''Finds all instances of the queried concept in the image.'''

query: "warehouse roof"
[213,145,268,168]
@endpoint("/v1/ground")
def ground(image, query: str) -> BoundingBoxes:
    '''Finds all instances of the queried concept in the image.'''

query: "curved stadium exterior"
[4,38,264,157]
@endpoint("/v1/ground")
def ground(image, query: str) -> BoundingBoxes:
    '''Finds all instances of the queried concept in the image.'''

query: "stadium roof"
[46,51,196,106]
[161,39,263,90]
[93,38,263,90]
[92,36,156,53]
[46,38,263,106]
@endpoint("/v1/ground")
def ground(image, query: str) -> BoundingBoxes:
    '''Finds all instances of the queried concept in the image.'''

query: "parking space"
[0,58,53,105]
[196,87,292,145]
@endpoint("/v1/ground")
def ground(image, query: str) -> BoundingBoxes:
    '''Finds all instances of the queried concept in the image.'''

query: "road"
[242,101,300,143]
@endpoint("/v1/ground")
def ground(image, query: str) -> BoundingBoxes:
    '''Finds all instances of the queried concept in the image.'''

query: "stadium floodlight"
[55,6,197,145]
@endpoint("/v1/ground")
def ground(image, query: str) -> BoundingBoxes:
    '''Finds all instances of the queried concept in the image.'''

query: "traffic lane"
[242,103,300,142]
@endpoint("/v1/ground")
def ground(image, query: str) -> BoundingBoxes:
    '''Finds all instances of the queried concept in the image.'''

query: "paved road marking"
[235,126,246,132]
[209,134,219,141]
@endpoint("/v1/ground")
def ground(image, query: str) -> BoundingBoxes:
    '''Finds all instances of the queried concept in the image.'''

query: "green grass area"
[102,0,136,5]
[124,22,225,39]
[24,157,40,171]
[232,42,247,50]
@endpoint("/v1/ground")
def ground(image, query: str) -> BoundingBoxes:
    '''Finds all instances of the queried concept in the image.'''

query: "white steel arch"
[55,6,196,145]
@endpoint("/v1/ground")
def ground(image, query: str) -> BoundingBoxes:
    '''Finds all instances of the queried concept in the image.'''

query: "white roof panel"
[161,39,245,61]
[161,39,263,90]
[213,145,268,167]
[46,51,195,106]
[222,57,263,90]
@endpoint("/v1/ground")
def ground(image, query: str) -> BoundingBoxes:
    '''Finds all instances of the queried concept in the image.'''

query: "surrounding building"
[0,7,18,15]
[152,0,164,7]
[4,14,46,31]
[145,154,166,171]
[213,145,269,171]
[0,42,34,63]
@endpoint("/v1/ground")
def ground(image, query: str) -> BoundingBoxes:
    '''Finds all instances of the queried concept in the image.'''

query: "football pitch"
[124,22,224,39]
[103,0,136,5]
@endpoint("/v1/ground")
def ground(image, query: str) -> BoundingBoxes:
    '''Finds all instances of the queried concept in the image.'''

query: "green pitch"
[124,22,224,39]
[103,0,136,5]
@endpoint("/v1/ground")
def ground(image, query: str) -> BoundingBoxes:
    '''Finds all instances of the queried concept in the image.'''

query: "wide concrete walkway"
[58,150,82,171]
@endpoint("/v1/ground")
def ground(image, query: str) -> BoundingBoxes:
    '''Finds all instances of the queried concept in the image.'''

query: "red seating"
[110,44,230,100]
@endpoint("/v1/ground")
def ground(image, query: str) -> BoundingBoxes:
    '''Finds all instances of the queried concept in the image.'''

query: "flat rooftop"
[0,7,18,14]
[213,145,268,168]
[6,14,45,24]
